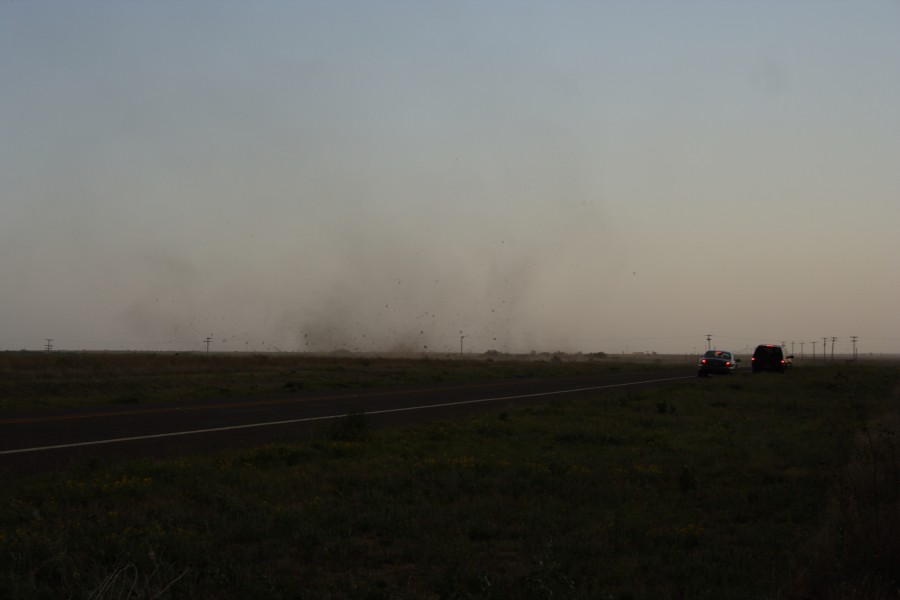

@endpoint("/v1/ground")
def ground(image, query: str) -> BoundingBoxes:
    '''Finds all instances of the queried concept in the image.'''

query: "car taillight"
[751,357,755,361]
[725,361,731,367]
[780,359,785,364]
[701,359,707,364]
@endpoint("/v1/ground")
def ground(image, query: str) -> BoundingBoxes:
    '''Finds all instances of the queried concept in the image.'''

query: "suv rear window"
[754,346,782,357]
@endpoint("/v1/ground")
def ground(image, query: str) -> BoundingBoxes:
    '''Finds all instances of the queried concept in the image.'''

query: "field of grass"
[1,361,898,599]
[0,351,686,411]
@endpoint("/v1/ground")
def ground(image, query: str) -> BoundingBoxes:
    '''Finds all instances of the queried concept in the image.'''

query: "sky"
[1,1,899,356]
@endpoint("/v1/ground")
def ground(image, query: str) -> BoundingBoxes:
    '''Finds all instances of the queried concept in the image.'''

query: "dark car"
[697,350,740,376]
[751,344,793,373]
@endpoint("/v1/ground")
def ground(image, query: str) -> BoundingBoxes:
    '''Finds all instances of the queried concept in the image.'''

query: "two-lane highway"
[1,369,694,474]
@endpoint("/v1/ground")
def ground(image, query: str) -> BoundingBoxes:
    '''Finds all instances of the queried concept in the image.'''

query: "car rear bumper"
[698,366,736,375]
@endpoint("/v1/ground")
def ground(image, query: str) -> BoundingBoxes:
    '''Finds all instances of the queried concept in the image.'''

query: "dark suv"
[751,344,793,373]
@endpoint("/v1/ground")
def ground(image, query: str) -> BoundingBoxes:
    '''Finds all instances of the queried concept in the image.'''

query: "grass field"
[0,351,685,411]
[1,357,898,599]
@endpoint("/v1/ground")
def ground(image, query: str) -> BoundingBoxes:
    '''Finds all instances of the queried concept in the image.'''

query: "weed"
[328,412,370,442]
[679,465,697,493]
[655,400,676,414]
[86,561,190,600]
[243,444,308,468]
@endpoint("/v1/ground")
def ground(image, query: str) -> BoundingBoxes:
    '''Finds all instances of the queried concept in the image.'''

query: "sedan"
[697,350,740,377]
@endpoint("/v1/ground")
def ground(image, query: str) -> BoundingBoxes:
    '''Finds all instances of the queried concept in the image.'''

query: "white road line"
[0,376,691,456]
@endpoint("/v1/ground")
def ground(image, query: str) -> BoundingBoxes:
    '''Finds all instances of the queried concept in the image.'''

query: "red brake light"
[725,361,731,367]
[701,359,707,364]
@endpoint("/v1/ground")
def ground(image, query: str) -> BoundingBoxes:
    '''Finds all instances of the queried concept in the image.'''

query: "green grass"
[1,364,898,599]
[0,351,686,411]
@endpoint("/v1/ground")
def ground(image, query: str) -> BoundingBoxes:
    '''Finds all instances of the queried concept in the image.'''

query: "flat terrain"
[0,367,693,474]
[0,351,689,411]
[1,354,898,599]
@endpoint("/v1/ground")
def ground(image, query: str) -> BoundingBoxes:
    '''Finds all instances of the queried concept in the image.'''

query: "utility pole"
[851,336,858,361]
[790,341,795,356]
[460,333,465,357]
[811,341,816,362]
[44,338,53,353]
[706,334,712,351]
[822,337,828,363]
[204,336,213,354]
[799,342,805,361]
[831,337,837,362]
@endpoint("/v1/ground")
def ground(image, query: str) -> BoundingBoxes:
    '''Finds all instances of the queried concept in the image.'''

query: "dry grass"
[783,385,900,600]
[0,350,687,411]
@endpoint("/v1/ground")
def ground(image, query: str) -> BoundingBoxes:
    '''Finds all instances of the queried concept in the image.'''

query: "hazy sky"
[2,1,898,355]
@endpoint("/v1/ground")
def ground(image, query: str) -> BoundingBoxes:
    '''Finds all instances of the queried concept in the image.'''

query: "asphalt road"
[0,368,694,475]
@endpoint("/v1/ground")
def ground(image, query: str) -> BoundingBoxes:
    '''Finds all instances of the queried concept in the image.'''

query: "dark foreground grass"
[0,351,683,411]
[1,365,898,599]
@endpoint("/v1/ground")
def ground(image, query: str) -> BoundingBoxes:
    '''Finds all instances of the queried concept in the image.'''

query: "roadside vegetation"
[0,351,685,411]
[1,362,897,599]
